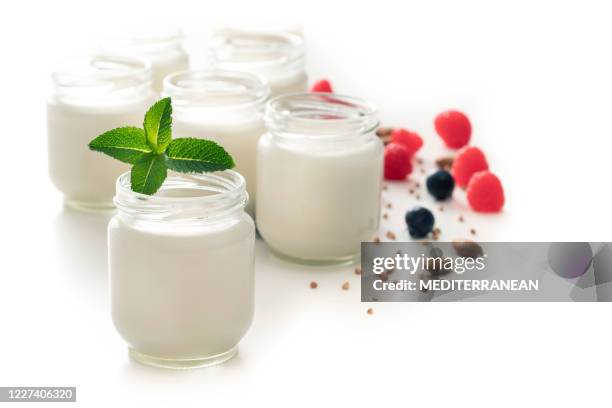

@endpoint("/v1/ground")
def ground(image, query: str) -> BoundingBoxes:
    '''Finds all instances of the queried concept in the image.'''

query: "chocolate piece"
[376,127,394,137]
[435,156,454,169]
[452,239,484,259]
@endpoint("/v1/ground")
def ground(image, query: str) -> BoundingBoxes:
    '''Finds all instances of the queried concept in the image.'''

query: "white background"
[1,0,611,406]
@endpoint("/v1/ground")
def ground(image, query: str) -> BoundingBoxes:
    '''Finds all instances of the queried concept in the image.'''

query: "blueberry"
[426,170,455,200]
[405,207,435,238]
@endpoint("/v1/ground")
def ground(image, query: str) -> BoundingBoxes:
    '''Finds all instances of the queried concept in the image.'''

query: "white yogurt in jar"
[100,29,189,92]
[163,70,269,217]
[109,170,255,369]
[257,93,383,264]
[209,29,307,97]
[47,55,155,210]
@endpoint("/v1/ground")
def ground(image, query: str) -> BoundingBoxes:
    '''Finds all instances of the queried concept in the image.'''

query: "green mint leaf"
[143,97,172,153]
[165,138,235,173]
[130,153,168,195]
[88,127,152,164]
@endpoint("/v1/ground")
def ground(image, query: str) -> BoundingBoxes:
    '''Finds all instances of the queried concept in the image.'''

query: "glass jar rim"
[114,170,248,222]
[99,28,185,55]
[163,69,270,108]
[51,54,152,91]
[209,29,304,70]
[264,92,379,138]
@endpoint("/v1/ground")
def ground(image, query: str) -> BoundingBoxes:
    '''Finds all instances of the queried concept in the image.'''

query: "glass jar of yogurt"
[100,29,189,92]
[109,170,255,369]
[163,70,270,217]
[257,93,383,265]
[209,29,307,97]
[47,55,155,211]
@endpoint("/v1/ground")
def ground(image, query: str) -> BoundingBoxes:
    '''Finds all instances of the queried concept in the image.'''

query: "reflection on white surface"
[53,207,114,298]
[119,347,248,384]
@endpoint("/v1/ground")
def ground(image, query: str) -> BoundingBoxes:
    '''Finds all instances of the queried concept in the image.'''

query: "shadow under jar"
[100,29,189,93]
[47,55,155,211]
[163,70,270,217]
[257,93,383,265]
[109,171,255,369]
[209,29,307,97]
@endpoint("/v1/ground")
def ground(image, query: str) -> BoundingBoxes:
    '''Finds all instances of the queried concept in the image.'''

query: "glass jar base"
[64,198,115,213]
[268,246,359,267]
[128,346,238,369]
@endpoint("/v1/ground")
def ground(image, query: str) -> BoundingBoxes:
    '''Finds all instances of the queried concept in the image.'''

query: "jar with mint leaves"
[89,97,254,368]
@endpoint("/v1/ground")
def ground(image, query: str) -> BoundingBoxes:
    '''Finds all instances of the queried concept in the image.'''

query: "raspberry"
[384,143,412,180]
[451,146,488,188]
[434,110,472,149]
[467,171,505,212]
[311,79,333,93]
[390,128,423,156]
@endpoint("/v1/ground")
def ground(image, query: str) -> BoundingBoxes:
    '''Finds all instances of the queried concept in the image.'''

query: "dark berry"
[405,207,435,238]
[426,170,455,200]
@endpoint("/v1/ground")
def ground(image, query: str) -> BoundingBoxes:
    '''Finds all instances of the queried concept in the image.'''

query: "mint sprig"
[88,127,151,164]
[143,98,172,153]
[88,97,234,195]
[166,138,235,173]
[131,153,167,195]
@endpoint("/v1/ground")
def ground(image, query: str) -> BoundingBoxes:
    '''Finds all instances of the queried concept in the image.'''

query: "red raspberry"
[384,143,412,180]
[451,146,488,188]
[467,171,505,212]
[390,128,423,156]
[435,110,472,149]
[311,79,333,93]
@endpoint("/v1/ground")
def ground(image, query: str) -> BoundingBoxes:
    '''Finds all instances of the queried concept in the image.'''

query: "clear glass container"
[47,55,155,211]
[109,170,255,369]
[100,29,189,92]
[209,29,307,97]
[257,93,383,265]
[163,70,270,217]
